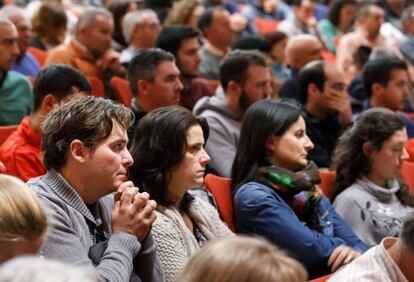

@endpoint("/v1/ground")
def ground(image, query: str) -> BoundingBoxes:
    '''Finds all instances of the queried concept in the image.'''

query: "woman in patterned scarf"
[231,99,368,279]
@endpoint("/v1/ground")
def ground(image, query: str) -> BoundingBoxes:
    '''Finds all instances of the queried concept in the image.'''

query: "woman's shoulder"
[234,181,287,208]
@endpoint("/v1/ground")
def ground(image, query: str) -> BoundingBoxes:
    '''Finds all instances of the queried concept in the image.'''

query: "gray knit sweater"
[152,197,233,282]
[29,170,164,282]
[333,177,414,246]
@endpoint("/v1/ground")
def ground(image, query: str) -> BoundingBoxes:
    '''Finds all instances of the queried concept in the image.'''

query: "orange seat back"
[27,47,47,67]
[254,17,279,34]
[401,161,414,191]
[0,125,18,146]
[319,170,336,200]
[88,76,105,98]
[204,174,235,231]
[308,274,331,282]
[110,76,133,107]
[406,139,414,162]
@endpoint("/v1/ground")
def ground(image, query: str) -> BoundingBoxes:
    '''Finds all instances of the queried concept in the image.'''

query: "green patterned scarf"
[255,160,323,218]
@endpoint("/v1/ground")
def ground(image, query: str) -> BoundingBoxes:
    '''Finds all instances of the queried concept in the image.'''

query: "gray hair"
[0,256,97,282]
[0,5,26,21]
[122,9,158,44]
[75,7,113,33]
[369,46,399,60]
[127,48,175,97]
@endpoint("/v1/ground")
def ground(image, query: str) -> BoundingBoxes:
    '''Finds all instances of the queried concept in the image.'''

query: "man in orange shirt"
[0,65,90,181]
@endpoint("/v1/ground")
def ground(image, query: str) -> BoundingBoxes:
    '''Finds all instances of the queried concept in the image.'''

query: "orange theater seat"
[254,17,279,34]
[27,47,47,67]
[110,76,133,107]
[401,161,414,191]
[319,170,336,201]
[308,274,331,282]
[406,138,414,162]
[0,125,18,146]
[88,76,105,98]
[204,174,235,231]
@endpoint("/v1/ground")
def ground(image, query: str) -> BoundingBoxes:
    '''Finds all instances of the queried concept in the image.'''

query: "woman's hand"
[328,245,361,273]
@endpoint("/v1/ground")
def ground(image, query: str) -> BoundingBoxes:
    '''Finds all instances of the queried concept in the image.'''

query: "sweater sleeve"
[132,232,164,282]
[37,193,141,282]
[234,182,347,270]
[151,214,190,282]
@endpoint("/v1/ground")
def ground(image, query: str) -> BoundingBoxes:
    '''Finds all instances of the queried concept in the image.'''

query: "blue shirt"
[11,52,41,78]
[234,181,368,279]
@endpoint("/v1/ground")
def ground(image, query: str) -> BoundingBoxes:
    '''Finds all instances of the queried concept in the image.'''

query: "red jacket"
[0,117,46,181]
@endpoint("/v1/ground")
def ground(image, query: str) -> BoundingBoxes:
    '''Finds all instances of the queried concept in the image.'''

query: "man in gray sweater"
[28,96,163,282]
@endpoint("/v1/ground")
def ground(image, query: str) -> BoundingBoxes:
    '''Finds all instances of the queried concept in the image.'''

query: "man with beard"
[156,25,213,111]
[297,60,352,168]
[194,50,272,177]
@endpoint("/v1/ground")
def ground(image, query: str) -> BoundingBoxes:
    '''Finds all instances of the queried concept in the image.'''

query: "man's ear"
[68,140,89,164]
[137,79,151,97]
[307,83,321,98]
[40,94,58,114]
[227,81,242,97]
[362,141,373,158]
[371,82,383,97]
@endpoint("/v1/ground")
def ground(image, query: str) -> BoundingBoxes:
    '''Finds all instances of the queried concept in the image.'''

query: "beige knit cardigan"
[152,197,234,282]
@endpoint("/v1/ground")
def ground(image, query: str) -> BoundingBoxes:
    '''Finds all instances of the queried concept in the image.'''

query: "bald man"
[0,5,40,77]
[0,19,32,126]
[279,34,323,100]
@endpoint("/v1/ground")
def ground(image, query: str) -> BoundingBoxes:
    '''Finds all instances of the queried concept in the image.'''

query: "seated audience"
[156,25,212,110]
[277,0,318,37]
[0,5,40,77]
[44,7,124,80]
[0,256,97,282]
[178,236,308,282]
[29,96,162,281]
[164,0,204,29]
[298,60,352,168]
[318,0,357,55]
[329,212,414,281]
[197,6,234,80]
[399,5,414,65]
[242,0,292,34]
[231,99,368,279]
[279,34,323,100]
[0,65,90,182]
[120,9,161,65]
[333,108,414,246]
[0,175,47,264]
[0,19,32,126]
[129,106,233,282]
[127,48,183,126]
[194,50,272,177]
[30,2,68,51]
[336,3,394,82]
[361,57,414,138]
[107,0,139,51]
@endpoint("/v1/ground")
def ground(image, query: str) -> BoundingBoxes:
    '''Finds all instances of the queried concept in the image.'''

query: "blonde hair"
[178,236,308,282]
[0,175,47,242]
[164,0,199,26]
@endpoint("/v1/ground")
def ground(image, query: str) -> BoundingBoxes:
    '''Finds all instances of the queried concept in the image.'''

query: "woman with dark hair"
[263,31,290,85]
[129,106,233,282]
[318,0,357,54]
[333,108,414,247]
[231,99,368,279]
